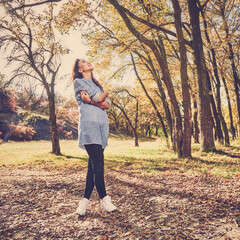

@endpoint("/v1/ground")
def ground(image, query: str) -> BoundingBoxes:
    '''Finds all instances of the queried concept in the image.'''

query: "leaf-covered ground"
[1,166,240,239]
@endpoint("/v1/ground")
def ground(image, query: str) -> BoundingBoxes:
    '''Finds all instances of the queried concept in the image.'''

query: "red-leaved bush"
[9,121,36,141]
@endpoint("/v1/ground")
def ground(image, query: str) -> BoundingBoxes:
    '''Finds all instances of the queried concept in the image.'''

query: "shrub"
[0,88,16,113]
[9,121,36,141]
[57,119,74,140]
[56,99,78,128]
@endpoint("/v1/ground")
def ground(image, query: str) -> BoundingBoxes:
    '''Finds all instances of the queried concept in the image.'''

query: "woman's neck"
[82,71,92,80]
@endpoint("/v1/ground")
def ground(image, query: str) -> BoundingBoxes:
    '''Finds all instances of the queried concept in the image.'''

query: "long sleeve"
[74,78,99,105]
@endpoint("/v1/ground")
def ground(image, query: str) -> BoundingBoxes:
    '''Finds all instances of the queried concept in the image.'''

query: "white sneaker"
[100,195,117,212]
[76,198,89,216]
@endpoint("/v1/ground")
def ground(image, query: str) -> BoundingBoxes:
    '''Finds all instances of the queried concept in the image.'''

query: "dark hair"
[72,58,102,89]
[72,59,83,81]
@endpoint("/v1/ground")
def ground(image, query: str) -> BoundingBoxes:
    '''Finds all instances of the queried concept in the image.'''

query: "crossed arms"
[80,90,110,109]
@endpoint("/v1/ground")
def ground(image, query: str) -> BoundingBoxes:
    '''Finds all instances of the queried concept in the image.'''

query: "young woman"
[72,58,117,216]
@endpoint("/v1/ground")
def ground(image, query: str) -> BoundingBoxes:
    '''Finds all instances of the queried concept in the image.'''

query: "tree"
[112,88,139,147]
[108,104,123,133]
[217,0,240,135]
[203,0,239,139]
[171,0,192,157]
[187,0,215,152]
[130,53,168,140]
[0,1,68,154]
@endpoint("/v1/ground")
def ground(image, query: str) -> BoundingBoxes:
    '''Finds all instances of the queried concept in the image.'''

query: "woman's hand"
[80,91,91,103]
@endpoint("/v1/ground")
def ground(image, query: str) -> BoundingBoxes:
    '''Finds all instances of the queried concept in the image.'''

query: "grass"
[0,137,240,178]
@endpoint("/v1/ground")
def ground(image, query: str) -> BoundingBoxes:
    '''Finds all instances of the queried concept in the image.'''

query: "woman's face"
[77,59,94,73]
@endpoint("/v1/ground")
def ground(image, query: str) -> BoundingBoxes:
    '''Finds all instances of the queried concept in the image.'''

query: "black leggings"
[84,144,107,199]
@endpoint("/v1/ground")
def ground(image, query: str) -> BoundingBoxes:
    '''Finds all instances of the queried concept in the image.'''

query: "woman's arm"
[92,90,109,103]
[90,100,109,109]
[98,91,108,103]
[80,91,110,109]
[92,74,108,102]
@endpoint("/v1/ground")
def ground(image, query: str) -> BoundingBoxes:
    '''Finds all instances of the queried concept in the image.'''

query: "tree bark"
[172,0,192,157]
[187,0,215,152]
[48,96,61,155]
[193,99,199,143]
[45,84,61,155]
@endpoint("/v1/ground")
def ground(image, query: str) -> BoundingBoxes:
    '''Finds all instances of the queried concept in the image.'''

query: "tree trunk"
[155,35,183,157]
[172,0,192,157]
[171,107,176,152]
[155,84,173,143]
[48,94,61,155]
[148,127,151,138]
[134,128,139,147]
[206,72,223,143]
[220,114,230,147]
[134,99,139,147]
[146,126,149,136]
[155,126,159,136]
[42,76,61,155]
[193,99,199,143]
[187,0,215,152]
[200,4,230,146]
[222,75,236,139]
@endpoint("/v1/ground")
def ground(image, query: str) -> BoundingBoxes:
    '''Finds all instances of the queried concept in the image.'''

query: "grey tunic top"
[74,78,111,149]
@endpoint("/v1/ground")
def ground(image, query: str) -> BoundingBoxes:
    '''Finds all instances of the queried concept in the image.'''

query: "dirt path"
[0,167,240,239]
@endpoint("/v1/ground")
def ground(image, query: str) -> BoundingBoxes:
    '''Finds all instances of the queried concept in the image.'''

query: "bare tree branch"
[8,0,61,11]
